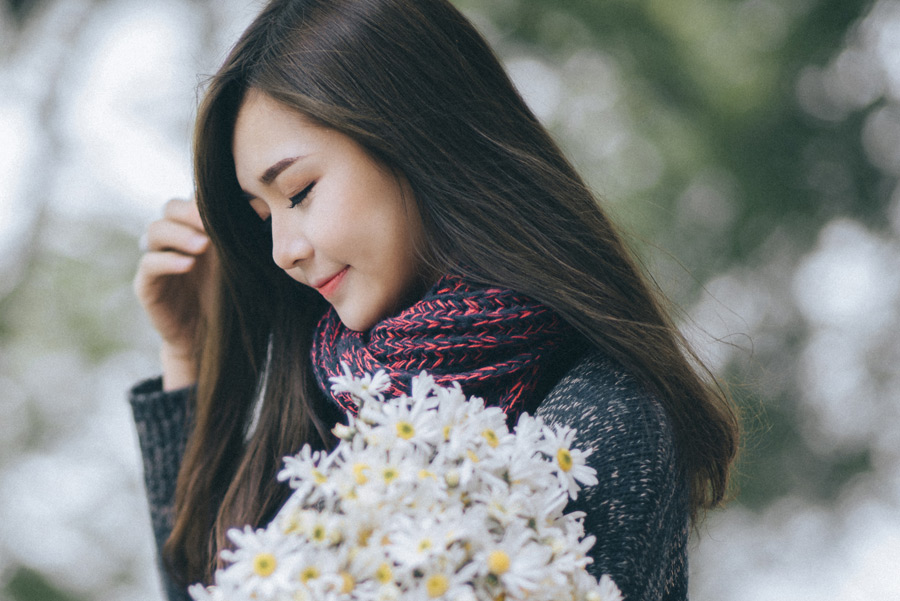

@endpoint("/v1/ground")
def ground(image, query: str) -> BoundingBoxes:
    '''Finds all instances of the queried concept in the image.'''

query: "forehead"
[232,92,326,183]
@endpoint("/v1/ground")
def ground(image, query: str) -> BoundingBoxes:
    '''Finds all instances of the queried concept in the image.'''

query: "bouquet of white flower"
[189,366,623,601]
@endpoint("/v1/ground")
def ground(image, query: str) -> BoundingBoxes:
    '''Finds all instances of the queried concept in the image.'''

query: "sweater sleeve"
[535,353,689,601]
[129,377,194,601]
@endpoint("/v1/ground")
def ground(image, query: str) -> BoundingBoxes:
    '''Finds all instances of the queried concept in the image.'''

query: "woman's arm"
[535,352,689,601]
[129,377,194,601]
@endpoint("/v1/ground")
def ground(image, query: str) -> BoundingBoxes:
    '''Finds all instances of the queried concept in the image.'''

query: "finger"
[135,251,197,284]
[133,251,197,299]
[163,197,206,232]
[145,219,210,255]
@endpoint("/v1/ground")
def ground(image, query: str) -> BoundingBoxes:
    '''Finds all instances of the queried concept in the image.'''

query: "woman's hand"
[134,197,217,391]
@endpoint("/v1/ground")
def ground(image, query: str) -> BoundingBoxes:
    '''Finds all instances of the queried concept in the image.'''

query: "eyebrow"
[259,156,302,185]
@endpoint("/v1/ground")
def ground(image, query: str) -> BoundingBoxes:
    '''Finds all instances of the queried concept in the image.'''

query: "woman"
[131,0,739,599]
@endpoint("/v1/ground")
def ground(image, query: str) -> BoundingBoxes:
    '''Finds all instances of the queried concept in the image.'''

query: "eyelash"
[289,182,315,208]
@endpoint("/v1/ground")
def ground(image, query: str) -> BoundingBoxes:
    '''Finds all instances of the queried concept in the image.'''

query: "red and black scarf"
[311,274,579,422]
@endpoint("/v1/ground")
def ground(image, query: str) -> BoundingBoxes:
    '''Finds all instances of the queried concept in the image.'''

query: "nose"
[270,216,313,272]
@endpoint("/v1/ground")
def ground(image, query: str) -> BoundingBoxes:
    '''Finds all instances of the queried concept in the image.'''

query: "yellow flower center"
[418,538,433,552]
[466,449,479,463]
[340,571,355,594]
[444,470,460,487]
[482,429,499,448]
[375,562,393,584]
[557,448,573,472]
[426,574,449,598]
[352,462,370,484]
[252,552,277,577]
[312,469,327,484]
[358,528,373,547]
[418,469,436,480]
[443,425,452,440]
[311,524,327,542]
[396,421,415,439]
[487,550,510,574]
[300,566,320,583]
[283,513,302,535]
[382,467,398,483]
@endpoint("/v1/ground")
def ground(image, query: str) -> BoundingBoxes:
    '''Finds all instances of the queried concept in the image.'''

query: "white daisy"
[549,529,596,578]
[588,574,624,601]
[366,392,442,450]
[531,487,571,529]
[287,545,355,601]
[217,525,302,600]
[385,510,470,570]
[277,444,335,503]
[473,523,552,597]
[329,362,391,404]
[408,370,439,403]
[406,562,477,601]
[186,583,226,601]
[469,481,534,527]
[540,424,598,499]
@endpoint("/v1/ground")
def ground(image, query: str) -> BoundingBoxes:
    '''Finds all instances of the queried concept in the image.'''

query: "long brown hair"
[169,0,740,585]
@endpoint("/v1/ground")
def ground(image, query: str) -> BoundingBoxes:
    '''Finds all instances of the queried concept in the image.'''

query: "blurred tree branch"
[0,1,98,307]
[5,0,42,25]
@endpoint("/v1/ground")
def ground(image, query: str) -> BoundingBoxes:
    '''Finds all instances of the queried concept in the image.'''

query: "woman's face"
[233,91,426,332]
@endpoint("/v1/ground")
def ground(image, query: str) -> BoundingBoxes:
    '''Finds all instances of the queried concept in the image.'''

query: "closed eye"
[289,182,315,208]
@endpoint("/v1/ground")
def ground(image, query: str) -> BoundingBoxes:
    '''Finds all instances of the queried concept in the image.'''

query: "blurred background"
[1,0,899,599]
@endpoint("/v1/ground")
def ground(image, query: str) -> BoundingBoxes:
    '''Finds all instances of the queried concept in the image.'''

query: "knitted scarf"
[311,274,578,421]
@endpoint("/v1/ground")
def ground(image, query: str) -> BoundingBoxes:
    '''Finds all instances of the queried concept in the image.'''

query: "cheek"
[374,208,422,271]
[382,229,425,303]
[332,173,424,278]
[307,196,353,251]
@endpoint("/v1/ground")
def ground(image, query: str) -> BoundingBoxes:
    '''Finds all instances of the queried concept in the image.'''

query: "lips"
[313,266,349,299]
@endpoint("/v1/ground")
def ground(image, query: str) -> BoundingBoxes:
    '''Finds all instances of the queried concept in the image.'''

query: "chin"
[335,308,378,333]
[335,294,417,333]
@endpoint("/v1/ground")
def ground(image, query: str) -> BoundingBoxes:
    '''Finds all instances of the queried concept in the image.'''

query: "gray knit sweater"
[129,351,688,601]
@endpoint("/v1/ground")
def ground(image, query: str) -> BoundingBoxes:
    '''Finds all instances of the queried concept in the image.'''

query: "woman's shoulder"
[537,350,675,450]
[535,349,683,519]
[538,351,689,600]
[535,348,682,503]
